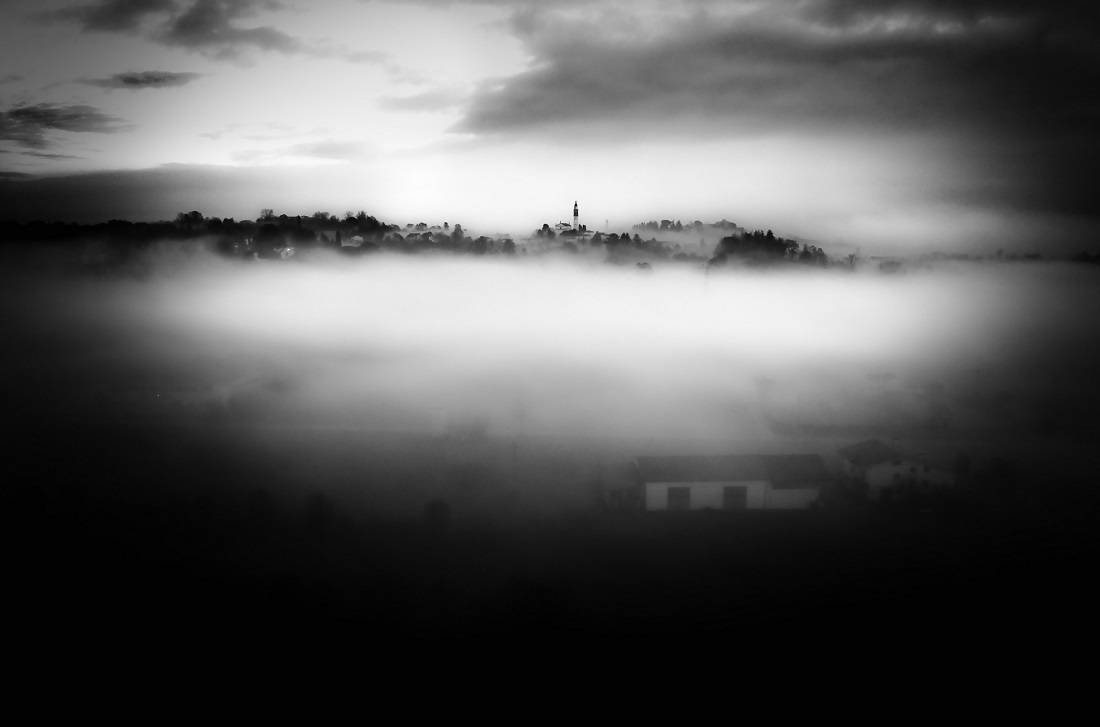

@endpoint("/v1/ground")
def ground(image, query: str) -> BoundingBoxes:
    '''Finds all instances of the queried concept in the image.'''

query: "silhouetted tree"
[717,230,793,264]
[175,210,204,233]
[254,223,284,259]
[292,227,316,244]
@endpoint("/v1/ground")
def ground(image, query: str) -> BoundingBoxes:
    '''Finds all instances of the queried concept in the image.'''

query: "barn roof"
[636,455,766,483]
[837,439,900,467]
[756,455,831,485]
[635,454,828,487]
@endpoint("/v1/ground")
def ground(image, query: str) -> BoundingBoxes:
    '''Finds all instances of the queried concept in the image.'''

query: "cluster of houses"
[607,438,955,512]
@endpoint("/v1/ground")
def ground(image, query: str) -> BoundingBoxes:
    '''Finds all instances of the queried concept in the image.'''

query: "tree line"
[708,229,829,268]
[0,209,523,260]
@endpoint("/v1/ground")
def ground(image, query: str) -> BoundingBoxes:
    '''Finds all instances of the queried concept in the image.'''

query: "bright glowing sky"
[2,0,1098,252]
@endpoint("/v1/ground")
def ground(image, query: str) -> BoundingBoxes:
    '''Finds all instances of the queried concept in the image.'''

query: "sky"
[1,0,1098,253]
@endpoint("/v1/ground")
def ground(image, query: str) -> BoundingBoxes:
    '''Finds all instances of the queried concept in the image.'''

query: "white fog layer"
[5,248,1095,446]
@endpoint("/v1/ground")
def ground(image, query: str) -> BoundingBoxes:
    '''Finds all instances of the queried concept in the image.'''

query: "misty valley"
[4,239,1099,648]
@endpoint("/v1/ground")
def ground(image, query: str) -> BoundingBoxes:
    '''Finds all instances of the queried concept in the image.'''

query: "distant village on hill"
[1,201,1083,271]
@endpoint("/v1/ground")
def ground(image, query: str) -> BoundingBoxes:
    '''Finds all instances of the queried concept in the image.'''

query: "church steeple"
[573,201,579,231]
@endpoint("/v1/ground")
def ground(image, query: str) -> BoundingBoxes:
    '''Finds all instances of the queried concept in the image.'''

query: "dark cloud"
[805,0,1099,28]
[449,0,1100,220]
[25,151,86,160]
[0,171,33,178]
[0,103,129,149]
[459,2,1099,138]
[38,0,178,32]
[159,2,402,65]
[358,0,587,8]
[160,0,301,59]
[81,70,202,89]
[0,75,24,85]
[37,0,400,66]
[37,0,299,58]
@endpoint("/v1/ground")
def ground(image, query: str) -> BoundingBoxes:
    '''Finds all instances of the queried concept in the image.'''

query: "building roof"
[837,439,901,467]
[635,454,828,488]
[756,455,831,485]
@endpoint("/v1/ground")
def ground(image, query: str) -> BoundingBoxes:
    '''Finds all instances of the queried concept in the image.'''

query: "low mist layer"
[4,244,1097,449]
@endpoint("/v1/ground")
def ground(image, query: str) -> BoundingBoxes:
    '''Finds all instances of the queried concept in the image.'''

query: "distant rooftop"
[635,454,829,488]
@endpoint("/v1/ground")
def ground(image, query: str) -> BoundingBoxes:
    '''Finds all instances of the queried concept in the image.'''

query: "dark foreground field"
[5,419,1098,658]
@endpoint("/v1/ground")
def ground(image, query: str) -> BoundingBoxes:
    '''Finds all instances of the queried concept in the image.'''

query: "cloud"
[0,75,24,85]
[159,3,407,67]
[0,171,33,178]
[378,89,466,113]
[457,2,1098,139]
[81,70,202,89]
[803,0,1098,28]
[0,103,130,149]
[159,0,302,59]
[443,0,1100,221]
[37,1,302,59]
[341,50,421,81]
[199,122,244,140]
[229,140,372,164]
[242,128,332,142]
[24,151,86,160]
[199,122,334,143]
[38,0,407,68]
[37,0,178,32]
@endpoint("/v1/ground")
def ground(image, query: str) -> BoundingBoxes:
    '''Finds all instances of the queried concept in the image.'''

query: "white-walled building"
[553,201,583,234]
[837,439,954,502]
[635,455,829,511]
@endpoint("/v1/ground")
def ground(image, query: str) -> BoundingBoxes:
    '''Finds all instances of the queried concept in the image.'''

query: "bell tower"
[573,201,579,231]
